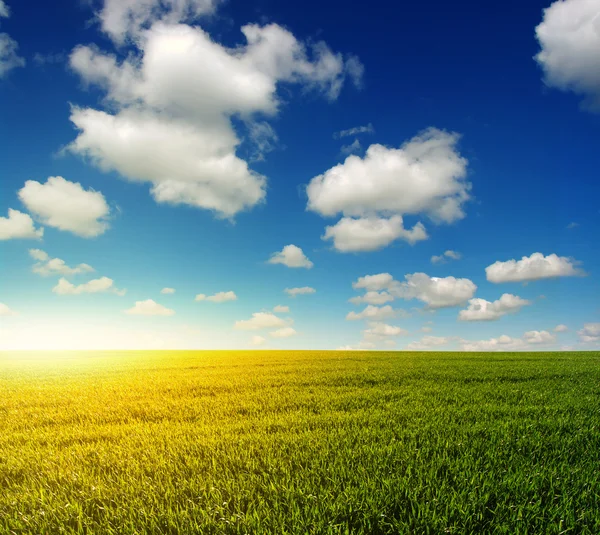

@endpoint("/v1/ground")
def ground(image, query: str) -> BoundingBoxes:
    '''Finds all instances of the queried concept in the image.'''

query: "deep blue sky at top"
[0,0,598,350]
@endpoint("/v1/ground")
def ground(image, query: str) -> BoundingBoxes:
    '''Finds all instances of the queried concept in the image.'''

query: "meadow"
[0,350,599,534]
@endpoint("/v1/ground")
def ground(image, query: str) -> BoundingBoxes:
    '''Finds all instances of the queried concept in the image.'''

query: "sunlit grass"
[1,350,599,534]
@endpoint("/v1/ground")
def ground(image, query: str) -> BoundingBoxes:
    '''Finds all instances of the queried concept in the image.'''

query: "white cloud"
[0,209,43,240]
[29,249,94,277]
[270,326,297,338]
[340,139,362,156]
[554,324,569,332]
[251,335,266,346]
[352,273,395,292]
[566,222,579,229]
[333,123,374,139]
[349,291,394,306]
[322,215,428,252]
[284,286,316,297]
[406,336,452,351]
[0,302,17,316]
[578,323,600,343]
[124,298,175,316]
[18,177,111,237]
[268,244,313,268]
[485,252,585,283]
[273,305,289,313]
[421,326,433,333]
[306,128,470,252]
[68,17,362,218]
[431,250,461,264]
[392,273,477,309]
[53,276,125,296]
[195,291,237,303]
[0,33,25,78]
[0,1,9,17]
[363,322,407,337]
[336,341,377,350]
[535,0,600,112]
[161,287,176,294]
[346,305,396,321]
[234,312,289,330]
[459,330,556,351]
[458,293,531,321]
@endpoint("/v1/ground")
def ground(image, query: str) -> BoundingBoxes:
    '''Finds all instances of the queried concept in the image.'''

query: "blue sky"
[1,0,599,350]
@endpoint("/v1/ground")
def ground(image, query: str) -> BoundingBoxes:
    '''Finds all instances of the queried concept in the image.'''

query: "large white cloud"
[195,291,237,303]
[346,305,396,321]
[68,15,362,218]
[306,128,469,252]
[29,249,94,277]
[535,0,600,111]
[578,323,600,343]
[268,244,313,268]
[234,312,290,330]
[124,299,175,316]
[458,293,531,321]
[53,277,125,296]
[284,287,316,297]
[322,216,427,252]
[392,273,477,309]
[18,177,111,237]
[0,209,43,240]
[485,252,585,283]
[0,2,25,78]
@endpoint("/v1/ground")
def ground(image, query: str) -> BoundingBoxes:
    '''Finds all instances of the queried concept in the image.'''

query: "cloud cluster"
[458,293,531,321]
[29,249,94,277]
[18,177,111,237]
[0,1,25,78]
[535,0,600,112]
[306,128,470,252]
[268,244,313,268]
[486,252,585,283]
[0,209,43,240]
[68,7,362,218]
[195,291,237,303]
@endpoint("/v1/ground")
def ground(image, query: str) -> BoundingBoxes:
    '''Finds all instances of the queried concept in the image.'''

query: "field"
[1,350,599,534]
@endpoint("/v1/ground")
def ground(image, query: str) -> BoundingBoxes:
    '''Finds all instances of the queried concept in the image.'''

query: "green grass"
[1,350,599,534]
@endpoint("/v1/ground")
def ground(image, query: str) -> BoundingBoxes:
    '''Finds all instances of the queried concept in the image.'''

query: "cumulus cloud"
[554,324,569,332]
[68,14,362,218]
[53,276,125,296]
[333,123,374,139]
[306,128,470,252]
[352,273,396,291]
[273,305,289,313]
[251,335,266,346]
[578,323,600,343]
[195,291,237,303]
[270,326,297,338]
[161,287,175,294]
[322,215,428,252]
[535,0,600,111]
[18,177,111,237]
[431,250,461,264]
[29,249,94,277]
[406,336,452,351]
[0,209,43,240]
[0,302,17,316]
[124,298,175,316]
[346,305,396,321]
[284,286,316,297]
[392,273,477,309]
[234,312,290,330]
[349,291,394,306]
[363,321,408,337]
[268,244,313,268]
[459,330,556,351]
[485,252,585,283]
[458,294,531,321]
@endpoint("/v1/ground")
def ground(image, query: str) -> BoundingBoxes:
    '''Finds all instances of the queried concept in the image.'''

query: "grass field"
[1,350,599,534]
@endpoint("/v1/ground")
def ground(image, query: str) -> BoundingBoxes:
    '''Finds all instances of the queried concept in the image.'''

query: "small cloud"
[0,209,44,241]
[333,123,375,139]
[284,286,316,297]
[431,250,462,264]
[0,302,18,316]
[486,252,585,283]
[268,244,313,269]
[30,249,94,277]
[554,324,568,333]
[340,138,361,155]
[273,305,290,313]
[577,323,600,343]
[270,327,297,338]
[33,51,67,66]
[195,291,237,303]
[251,335,266,346]
[234,312,290,330]
[124,299,175,316]
[458,294,531,322]
[161,287,175,294]
[346,305,396,321]
[52,276,125,296]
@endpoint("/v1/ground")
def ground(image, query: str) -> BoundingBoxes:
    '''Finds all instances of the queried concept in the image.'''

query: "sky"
[0,0,599,351]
